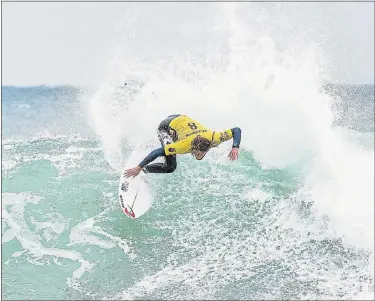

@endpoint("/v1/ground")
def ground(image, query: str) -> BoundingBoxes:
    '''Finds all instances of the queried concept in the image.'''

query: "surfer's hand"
[228,147,239,161]
[125,166,142,178]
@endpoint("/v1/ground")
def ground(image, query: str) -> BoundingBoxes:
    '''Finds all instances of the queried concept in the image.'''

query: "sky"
[2,2,374,86]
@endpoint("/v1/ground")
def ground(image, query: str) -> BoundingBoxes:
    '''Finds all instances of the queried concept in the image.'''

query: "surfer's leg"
[143,116,179,174]
[143,130,176,173]
[143,155,177,173]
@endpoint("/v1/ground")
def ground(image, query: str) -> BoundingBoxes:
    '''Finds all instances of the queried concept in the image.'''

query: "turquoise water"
[3,3,375,299]
[2,83,374,299]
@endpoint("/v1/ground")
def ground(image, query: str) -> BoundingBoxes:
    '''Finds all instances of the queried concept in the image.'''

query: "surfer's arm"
[228,127,241,160]
[231,127,241,148]
[138,147,166,168]
[125,148,166,178]
[212,127,241,161]
[213,127,241,148]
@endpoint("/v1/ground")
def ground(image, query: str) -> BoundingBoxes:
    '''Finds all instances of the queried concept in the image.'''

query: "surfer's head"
[191,136,211,160]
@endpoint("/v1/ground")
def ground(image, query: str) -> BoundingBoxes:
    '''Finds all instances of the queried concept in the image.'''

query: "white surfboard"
[118,150,154,219]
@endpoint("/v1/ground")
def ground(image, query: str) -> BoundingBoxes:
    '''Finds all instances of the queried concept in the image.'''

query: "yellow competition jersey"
[164,115,233,155]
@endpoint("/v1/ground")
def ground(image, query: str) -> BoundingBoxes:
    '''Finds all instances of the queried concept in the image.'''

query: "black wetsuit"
[142,114,180,173]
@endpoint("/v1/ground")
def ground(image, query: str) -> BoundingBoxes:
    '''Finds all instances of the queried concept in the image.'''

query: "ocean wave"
[2,131,93,145]
[2,2,373,300]
[2,193,94,291]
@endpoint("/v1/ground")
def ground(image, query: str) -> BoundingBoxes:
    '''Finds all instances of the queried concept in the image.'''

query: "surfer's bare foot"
[125,166,142,178]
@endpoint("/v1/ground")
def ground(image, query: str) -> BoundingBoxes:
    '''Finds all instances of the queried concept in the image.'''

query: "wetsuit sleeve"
[138,147,165,168]
[231,127,241,148]
[212,127,241,148]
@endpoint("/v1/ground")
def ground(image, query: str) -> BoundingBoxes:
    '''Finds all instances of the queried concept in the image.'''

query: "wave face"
[2,3,374,300]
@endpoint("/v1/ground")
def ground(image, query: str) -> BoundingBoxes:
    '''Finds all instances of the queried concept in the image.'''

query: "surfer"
[125,114,241,177]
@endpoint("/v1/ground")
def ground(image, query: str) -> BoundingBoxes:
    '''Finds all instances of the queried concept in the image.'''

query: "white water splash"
[68,209,136,259]
[2,193,94,290]
[83,3,373,299]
